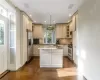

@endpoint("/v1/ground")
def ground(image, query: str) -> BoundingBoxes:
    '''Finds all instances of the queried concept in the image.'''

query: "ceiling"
[10,0,83,24]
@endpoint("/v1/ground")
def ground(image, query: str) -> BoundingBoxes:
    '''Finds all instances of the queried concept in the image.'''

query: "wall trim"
[0,70,10,79]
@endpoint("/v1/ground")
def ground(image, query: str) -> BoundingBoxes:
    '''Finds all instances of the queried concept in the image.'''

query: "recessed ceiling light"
[53,21,55,23]
[68,4,74,9]
[68,20,70,23]
[69,14,72,17]
[24,3,29,8]
[34,21,36,23]
[30,15,32,17]
[44,21,46,23]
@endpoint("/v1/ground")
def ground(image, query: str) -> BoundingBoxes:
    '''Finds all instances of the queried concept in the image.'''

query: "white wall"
[73,31,77,64]
[76,0,100,80]
[16,8,21,70]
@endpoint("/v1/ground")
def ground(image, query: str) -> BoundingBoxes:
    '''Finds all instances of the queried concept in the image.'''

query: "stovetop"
[68,44,73,48]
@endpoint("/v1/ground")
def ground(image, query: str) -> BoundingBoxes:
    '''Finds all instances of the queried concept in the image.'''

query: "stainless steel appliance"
[68,44,73,60]
[33,39,39,44]
[27,29,33,62]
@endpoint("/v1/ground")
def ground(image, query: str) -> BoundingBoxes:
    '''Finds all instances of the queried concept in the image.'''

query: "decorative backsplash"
[33,38,72,45]
[59,38,72,44]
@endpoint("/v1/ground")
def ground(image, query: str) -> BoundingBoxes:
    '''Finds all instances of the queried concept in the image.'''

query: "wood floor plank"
[0,57,84,80]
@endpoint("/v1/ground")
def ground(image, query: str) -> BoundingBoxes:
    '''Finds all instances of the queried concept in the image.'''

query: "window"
[44,28,56,44]
[0,20,4,45]
[9,12,16,48]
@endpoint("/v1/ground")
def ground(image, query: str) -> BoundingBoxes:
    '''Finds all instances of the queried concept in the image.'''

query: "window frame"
[0,5,8,18]
[44,27,56,44]
[0,20,5,45]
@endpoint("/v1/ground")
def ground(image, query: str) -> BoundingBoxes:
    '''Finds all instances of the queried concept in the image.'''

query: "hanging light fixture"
[47,15,54,30]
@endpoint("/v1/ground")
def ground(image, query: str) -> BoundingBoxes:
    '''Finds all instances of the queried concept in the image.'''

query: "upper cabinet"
[62,24,67,38]
[69,16,76,31]
[29,20,32,31]
[23,14,33,31]
[33,24,43,38]
[56,24,63,38]
[56,24,72,38]
[27,19,32,31]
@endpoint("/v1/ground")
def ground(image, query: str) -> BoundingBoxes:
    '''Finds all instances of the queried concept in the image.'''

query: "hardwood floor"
[0,57,83,80]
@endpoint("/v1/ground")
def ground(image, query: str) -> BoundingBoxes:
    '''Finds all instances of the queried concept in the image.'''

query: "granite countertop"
[38,48,57,49]
[33,44,68,45]
[38,46,63,49]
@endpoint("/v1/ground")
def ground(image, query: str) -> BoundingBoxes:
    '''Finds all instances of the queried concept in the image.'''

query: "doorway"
[0,15,8,74]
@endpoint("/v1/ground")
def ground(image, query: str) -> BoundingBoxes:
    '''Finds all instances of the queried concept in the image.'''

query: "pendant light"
[47,15,54,30]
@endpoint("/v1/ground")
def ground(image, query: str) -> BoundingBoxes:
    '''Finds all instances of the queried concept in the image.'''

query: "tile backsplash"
[59,38,72,44]
[38,38,72,45]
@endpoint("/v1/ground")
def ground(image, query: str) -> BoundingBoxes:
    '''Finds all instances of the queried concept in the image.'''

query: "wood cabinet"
[66,26,72,38]
[69,16,76,31]
[62,24,67,38]
[28,20,32,31]
[56,24,68,38]
[33,24,43,38]
[56,24,62,38]
[33,45,40,56]
[24,17,32,31]
[55,24,73,38]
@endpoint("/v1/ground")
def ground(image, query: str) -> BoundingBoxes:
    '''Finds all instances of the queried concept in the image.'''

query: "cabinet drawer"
[52,49,63,53]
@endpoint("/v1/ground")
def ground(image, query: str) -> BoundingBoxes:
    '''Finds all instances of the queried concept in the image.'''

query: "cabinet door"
[69,16,76,31]
[51,50,63,67]
[33,45,39,56]
[38,26,43,38]
[56,25,63,38]
[40,49,51,67]
[33,25,43,38]
[29,21,32,31]
[62,25,67,38]
[33,26,38,38]
[56,26,60,38]
[63,45,68,56]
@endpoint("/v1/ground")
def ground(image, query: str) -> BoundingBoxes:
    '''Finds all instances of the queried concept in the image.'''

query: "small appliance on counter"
[33,39,39,44]
[68,44,73,61]
[56,39,60,44]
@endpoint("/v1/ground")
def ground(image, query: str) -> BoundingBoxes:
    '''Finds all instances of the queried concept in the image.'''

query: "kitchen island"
[38,47,63,68]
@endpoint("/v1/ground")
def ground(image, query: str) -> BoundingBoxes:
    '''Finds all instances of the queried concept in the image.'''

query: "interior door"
[0,15,8,74]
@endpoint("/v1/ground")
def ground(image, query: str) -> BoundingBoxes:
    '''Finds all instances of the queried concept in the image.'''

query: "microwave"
[33,39,39,44]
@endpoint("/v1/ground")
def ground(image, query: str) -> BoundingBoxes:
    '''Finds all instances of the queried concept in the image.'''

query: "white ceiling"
[10,0,83,24]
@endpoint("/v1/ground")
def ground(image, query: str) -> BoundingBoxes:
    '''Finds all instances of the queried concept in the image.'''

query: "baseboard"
[18,57,34,71]
[33,56,40,59]
[83,76,87,80]
[0,70,10,79]
[26,56,34,64]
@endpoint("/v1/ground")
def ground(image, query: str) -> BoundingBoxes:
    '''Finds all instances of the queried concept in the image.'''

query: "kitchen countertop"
[38,48,58,49]
[38,46,63,49]
[33,44,69,45]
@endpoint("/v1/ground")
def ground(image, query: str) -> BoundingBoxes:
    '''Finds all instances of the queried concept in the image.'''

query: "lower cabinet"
[40,49,63,68]
[40,49,51,67]
[51,53,63,67]
[63,45,68,56]
[33,45,40,56]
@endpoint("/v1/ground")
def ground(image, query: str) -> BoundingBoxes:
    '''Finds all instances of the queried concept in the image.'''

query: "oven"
[68,44,73,60]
